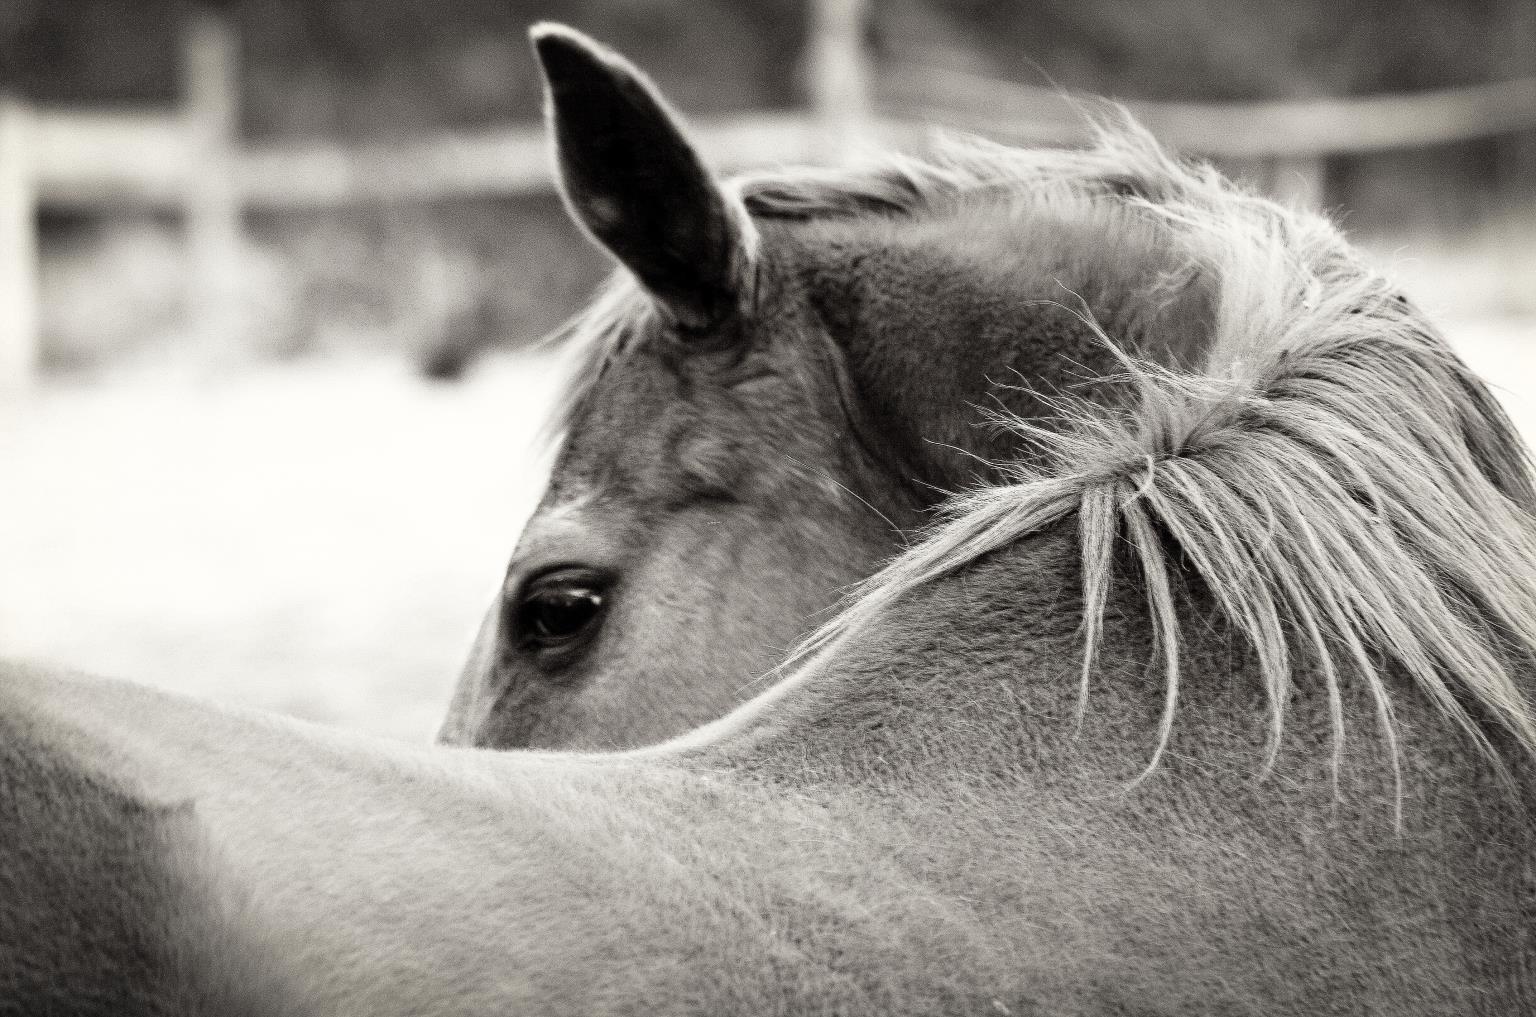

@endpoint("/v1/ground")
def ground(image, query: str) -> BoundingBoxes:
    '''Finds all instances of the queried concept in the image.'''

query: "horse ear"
[531,23,754,332]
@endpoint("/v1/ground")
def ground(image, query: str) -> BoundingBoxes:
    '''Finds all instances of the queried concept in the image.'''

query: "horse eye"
[514,571,609,654]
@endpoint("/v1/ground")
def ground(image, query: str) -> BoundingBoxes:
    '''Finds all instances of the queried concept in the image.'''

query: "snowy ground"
[2,290,1532,743]
[0,353,564,741]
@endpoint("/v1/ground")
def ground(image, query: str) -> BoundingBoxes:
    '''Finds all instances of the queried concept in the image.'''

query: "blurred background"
[0,0,1532,741]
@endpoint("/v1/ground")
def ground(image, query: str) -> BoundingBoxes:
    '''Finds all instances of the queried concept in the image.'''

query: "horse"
[437,27,1217,751]
[6,25,1536,1013]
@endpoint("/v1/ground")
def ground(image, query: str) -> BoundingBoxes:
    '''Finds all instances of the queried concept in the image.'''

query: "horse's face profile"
[438,28,914,749]
[440,27,1220,750]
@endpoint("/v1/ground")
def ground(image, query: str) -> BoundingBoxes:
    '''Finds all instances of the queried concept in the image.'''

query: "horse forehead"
[514,491,633,561]
[558,350,831,497]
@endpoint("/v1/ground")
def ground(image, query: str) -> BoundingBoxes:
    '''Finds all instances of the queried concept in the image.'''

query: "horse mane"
[779,121,1536,785]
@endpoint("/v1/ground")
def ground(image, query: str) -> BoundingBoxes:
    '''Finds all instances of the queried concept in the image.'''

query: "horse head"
[440,25,1215,750]
[438,26,908,749]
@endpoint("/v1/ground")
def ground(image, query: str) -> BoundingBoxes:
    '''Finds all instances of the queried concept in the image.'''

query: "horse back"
[0,663,296,1017]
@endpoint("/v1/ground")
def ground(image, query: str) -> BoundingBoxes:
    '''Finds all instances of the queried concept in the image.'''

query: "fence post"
[1500,0,1536,210]
[808,0,872,164]
[182,11,242,357]
[1497,0,1536,313]
[0,96,38,400]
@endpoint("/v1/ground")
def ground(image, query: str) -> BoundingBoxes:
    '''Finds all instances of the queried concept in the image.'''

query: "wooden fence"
[2,6,1535,395]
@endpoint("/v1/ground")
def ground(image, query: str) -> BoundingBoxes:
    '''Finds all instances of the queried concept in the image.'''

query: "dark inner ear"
[532,24,750,332]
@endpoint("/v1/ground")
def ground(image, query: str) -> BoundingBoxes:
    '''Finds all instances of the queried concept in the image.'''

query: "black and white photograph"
[2,0,1535,1011]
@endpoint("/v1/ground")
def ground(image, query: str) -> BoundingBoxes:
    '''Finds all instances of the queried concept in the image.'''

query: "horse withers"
[438,25,1218,750]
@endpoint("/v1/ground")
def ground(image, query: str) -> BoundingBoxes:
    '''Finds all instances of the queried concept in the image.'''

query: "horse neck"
[721,519,1527,812]
[686,520,1536,1010]
[703,524,1174,787]
[795,205,1216,494]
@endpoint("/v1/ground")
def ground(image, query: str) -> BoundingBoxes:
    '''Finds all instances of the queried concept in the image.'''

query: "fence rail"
[2,7,1535,395]
[29,75,1536,209]
[27,110,846,209]
[886,67,1536,156]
